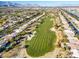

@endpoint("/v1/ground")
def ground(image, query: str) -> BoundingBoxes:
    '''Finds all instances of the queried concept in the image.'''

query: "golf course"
[27,15,56,57]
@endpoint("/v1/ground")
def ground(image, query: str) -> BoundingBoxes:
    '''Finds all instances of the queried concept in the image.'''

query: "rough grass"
[26,15,56,57]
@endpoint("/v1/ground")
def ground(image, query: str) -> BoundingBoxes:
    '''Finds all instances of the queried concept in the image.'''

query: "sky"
[13,1,79,6]
[1,1,79,6]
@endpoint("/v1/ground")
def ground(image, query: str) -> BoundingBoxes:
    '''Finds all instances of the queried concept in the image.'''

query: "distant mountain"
[0,1,40,8]
[0,1,23,7]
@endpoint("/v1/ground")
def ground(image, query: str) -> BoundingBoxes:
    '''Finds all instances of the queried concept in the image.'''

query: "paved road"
[61,10,79,32]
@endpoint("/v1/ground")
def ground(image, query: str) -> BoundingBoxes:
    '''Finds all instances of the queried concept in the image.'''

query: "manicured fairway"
[27,15,56,57]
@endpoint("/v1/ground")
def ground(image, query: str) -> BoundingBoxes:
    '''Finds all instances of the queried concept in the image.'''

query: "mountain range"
[0,1,40,7]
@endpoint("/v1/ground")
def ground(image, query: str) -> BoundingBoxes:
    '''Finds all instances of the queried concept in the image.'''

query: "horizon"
[1,1,79,7]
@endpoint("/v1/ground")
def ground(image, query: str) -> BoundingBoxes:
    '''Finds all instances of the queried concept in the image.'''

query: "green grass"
[27,15,56,57]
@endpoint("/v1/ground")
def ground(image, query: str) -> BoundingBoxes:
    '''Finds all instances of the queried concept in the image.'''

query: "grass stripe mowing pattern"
[27,15,56,57]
